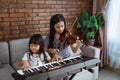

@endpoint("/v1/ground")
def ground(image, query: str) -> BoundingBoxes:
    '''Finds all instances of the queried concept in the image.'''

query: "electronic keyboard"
[12,55,100,80]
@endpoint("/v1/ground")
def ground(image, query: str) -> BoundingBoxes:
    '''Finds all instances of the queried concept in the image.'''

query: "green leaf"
[98,22,104,27]
[75,10,104,39]
[86,31,95,39]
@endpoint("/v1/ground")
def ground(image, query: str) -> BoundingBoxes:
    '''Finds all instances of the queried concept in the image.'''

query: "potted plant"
[76,10,104,46]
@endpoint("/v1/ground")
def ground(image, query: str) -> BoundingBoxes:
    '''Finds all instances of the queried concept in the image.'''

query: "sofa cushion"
[0,42,9,64]
[12,62,21,70]
[9,38,29,70]
[0,64,15,80]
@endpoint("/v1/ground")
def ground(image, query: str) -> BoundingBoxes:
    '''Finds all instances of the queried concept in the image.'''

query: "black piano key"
[81,56,92,61]
[32,68,37,72]
[40,66,47,72]
[46,64,53,68]
[38,67,45,72]
[64,60,71,63]
[70,58,77,62]
[43,66,48,70]
[52,63,57,67]
[23,71,27,75]
[54,63,58,66]
[68,59,73,63]
[75,57,81,60]
[49,64,54,67]
[51,63,55,67]
[55,63,60,66]
[36,67,40,71]
[45,65,49,68]
[59,61,66,65]
[31,69,36,72]
[23,70,30,75]
[38,67,43,72]
[55,62,61,66]
[34,68,39,72]
[74,58,78,62]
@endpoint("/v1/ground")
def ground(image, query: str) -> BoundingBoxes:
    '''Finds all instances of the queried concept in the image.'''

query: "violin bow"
[69,17,78,32]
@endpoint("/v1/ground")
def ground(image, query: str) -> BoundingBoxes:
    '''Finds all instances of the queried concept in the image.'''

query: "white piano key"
[35,67,40,71]
[28,68,34,73]
[17,69,24,75]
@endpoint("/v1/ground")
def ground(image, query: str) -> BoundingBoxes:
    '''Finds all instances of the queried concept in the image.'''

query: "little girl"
[19,34,51,71]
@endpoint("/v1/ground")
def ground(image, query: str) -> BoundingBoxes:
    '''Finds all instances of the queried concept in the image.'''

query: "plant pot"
[87,39,95,46]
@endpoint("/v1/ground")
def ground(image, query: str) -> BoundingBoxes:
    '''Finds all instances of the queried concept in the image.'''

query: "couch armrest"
[80,46,100,59]
[80,46,100,80]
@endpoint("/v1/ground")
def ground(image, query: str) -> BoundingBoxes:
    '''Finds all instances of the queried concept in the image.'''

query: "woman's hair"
[29,34,47,61]
[48,14,67,48]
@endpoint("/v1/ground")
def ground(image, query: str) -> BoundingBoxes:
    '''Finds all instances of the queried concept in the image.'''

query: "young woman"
[44,14,81,61]
[19,34,51,71]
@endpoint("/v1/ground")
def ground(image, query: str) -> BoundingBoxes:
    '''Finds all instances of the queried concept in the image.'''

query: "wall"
[0,0,93,41]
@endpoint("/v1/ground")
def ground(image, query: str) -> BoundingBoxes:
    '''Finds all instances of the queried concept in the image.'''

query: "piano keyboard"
[12,55,100,80]
[17,55,82,76]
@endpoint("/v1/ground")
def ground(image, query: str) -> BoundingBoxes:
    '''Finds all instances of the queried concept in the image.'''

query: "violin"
[59,31,79,44]
[59,18,79,44]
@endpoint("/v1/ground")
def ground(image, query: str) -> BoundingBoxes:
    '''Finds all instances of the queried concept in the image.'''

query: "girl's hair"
[29,34,47,61]
[48,14,67,48]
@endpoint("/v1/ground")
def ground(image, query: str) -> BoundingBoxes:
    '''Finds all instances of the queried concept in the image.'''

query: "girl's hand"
[19,60,30,71]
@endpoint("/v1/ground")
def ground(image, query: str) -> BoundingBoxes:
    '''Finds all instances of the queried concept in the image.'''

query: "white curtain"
[105,0,120,68]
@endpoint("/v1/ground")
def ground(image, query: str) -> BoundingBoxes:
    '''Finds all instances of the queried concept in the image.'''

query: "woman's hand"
[50,54,62,62]
[54,54,63,61]
[47,48,63,61]
[70,40,81,53]
[19,60,30,71]
[48,48,59,55]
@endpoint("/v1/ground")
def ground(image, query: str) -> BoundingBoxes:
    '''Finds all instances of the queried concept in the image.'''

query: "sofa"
[0,36,100,80]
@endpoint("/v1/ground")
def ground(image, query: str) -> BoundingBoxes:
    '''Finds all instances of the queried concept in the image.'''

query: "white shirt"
[22,52,51,67]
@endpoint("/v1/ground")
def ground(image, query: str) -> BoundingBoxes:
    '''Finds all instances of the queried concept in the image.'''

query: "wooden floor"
[72,67,120,80]
[99,67,120,80]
